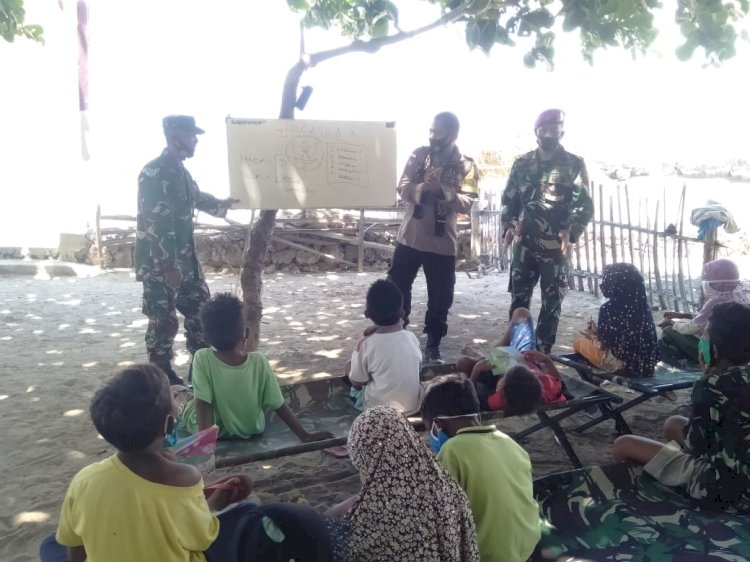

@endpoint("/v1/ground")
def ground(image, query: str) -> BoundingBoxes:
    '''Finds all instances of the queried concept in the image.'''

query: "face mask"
[428,421,450,454]
[698,337,712,368]
[537,137,560,152]
[163,415,181,448]
[702,279,739,297]
[600,295,609,305]
[429,137,450,152]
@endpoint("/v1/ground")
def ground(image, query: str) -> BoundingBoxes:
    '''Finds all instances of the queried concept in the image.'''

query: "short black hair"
[90,364,172,452]
[366,279,403,326]
[422,374,480,422]
[434,112,460,137]
[502,365,542,416]
[200,293,246,352]
[708,302,750,365]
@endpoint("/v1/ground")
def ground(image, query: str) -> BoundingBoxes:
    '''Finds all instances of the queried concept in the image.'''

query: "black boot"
[157,363,185,386]
[424,334,444,365]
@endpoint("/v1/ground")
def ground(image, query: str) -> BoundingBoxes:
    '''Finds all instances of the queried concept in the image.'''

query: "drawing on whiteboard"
[284,136,324,171]
[275,154,311,193]
[327,142,369,188]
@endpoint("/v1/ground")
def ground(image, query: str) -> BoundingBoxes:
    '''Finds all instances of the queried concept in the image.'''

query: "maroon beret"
[534,109,565,130]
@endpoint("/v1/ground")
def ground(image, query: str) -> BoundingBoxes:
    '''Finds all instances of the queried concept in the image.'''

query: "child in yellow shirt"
[43,364,248,562]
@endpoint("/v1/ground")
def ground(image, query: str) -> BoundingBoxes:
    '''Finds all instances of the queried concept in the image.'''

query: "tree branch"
[307,5,469,67]
[299,18,305,58]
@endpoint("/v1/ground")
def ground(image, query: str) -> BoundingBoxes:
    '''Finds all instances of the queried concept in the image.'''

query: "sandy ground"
[0,266,689,561]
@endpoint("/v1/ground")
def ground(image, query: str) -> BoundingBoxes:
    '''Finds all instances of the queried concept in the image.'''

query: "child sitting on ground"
[613,302,750,513]
[573,263,659,375]
[182,293,331,442]
[422,375,540,562]
[659,258,747,365]
[43,364,250,562]
[457,308,564,414]
[345,279,422,414]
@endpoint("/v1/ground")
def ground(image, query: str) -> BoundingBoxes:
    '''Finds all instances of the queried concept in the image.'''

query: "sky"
[1,0,749,246]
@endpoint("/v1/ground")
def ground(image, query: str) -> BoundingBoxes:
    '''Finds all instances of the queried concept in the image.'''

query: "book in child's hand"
[170,425,219,475]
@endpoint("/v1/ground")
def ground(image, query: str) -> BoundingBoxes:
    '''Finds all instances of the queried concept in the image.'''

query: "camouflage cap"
[534,109,565,130]
[162,115,205,135]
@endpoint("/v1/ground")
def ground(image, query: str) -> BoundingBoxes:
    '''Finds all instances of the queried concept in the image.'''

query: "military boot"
[424,334,444,365]
[156,363,185,386]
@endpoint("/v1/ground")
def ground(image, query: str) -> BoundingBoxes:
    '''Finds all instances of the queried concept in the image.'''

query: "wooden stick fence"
[565,182,716,312]
[475,181,720,313]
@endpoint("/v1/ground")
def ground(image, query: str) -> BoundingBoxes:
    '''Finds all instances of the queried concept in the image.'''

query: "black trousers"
[387,243,456,339]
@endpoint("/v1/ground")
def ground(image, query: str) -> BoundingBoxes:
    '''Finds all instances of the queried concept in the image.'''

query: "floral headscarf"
[598,263,659,375]
[346,406,479,562]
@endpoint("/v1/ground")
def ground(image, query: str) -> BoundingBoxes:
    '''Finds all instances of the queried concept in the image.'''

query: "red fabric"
[486,372,565,412]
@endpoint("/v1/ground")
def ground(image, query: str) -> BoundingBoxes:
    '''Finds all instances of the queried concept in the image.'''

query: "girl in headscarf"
[574,263,659,375]
[659,258,748,365]
[326,405,479,562]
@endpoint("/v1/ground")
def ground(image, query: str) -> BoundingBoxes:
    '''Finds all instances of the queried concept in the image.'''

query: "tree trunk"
[239,9,465,350]
[242,61,305,351]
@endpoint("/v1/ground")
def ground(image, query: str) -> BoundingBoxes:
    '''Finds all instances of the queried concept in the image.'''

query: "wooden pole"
[637,198,645,274]
[599,184,607,271]
[661,186,674,307]
[582,228,593,293]
[358,208,365,273]
[95,204,103,268]
[574,236,584,291]
[609,195,617,263]
[274,237,358,268]
[589,182,599,296]
[625,185,635,265]
[703,228,719,265]
[653,201,667,309]
[617,184,626,262]
[645,198,654,307]
[677,185,688,312]
[685,231,697,312]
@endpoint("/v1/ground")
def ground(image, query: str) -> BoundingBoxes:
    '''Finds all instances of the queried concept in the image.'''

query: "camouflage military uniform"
[501,147,593,351]
[683,365,750,512]
[135,149,231,374]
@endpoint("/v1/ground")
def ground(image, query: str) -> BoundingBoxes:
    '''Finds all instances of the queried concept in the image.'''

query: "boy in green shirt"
[182,293,331,442]
[422,375,540,562]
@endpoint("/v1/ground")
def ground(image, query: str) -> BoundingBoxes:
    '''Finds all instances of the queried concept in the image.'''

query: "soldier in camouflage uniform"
[135,115,237,385]
[501,109,593,353]
[613,301,750,514]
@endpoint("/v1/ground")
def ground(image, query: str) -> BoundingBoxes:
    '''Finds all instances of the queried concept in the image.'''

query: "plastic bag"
[486,346,524,376]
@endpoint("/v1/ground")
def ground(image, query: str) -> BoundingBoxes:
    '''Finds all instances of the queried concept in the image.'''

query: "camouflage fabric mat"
[556,353,701,394]
[214,378,359,467]
[214,371,618,468]
[533,462,750,561]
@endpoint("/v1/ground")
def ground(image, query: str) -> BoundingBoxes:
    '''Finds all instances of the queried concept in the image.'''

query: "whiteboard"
[226,118,397,209]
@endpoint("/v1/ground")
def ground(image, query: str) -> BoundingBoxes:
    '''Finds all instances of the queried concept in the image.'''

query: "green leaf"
[680,21,697,37]
[523,8,555,30]
[676,39,697,61]
[477,19,497,54]
[465,18,479,49]
[287,0,310,10]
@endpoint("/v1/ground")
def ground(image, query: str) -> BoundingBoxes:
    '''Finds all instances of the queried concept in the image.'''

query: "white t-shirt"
[348,329,423,414]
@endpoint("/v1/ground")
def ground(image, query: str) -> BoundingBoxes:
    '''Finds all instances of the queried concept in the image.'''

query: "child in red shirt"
[458,308,565,415]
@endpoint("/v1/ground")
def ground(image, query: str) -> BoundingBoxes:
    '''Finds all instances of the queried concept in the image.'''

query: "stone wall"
[96,226,472,272]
